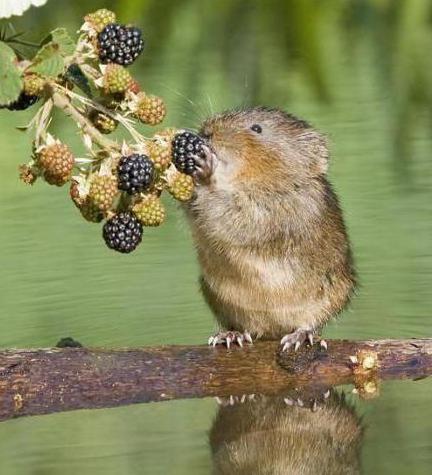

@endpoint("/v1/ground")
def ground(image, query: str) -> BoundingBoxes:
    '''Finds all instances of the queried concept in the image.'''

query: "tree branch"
[0,338,430,422]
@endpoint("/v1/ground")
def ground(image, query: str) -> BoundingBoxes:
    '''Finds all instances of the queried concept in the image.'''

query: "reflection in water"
[210,392,362,475]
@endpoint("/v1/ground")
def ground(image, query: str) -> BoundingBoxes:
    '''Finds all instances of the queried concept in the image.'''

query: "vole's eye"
[250,124,262,134]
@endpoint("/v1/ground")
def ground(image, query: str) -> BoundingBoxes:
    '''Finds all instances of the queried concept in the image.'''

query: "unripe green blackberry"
[148,140,172,171]
[38,142,74,186]
[23,74,45,97]
[135,94,166,125]
[168,170,194,202]
[103,64,133,95]
[89,110,118,134]
[132,195,165,227]
[88,174,118,211]
[70,181,104,223]
[85,9,116,33]
[103,212,143,253]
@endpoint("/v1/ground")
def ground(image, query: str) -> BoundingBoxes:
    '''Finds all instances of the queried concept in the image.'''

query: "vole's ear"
[298,130,329,175]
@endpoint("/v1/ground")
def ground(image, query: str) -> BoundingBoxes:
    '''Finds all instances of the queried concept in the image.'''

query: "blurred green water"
[0,1,431,474]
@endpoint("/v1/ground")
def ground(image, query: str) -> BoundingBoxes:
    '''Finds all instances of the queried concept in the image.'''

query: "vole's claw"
[280,328,316,352]
[320,339,328,350]
[208,330,253,349]
[214,394,254,406]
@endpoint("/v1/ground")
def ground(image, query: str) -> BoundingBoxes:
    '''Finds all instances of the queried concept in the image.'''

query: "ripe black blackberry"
[172,131,205,175]
[117,153,154,195]
[98,23,144,66]
[103,212,143,253]
[5,92,39,111]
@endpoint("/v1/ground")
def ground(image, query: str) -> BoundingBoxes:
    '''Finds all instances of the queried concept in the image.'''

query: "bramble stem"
[50,87,120,153]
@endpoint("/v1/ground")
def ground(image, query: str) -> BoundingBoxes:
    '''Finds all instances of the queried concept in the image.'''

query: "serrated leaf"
[0,41,23,106]
[65,64,92,97]
[41,28,75,57]
[28,42,65,78]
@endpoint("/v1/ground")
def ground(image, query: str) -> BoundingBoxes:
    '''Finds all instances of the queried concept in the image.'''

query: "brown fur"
[210,394,363,475]
[185,107,355,339]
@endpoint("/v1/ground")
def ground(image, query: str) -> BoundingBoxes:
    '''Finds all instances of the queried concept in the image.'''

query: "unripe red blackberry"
[23,74,45,97]
[117,153,154,195]
[103,212,143,253]
[132,195,165,227]
[5,92,39,111]
[89,110,118,134]
[85,9,116,33]
[37,142,75,186]
[98,23,144,66]
[167,170,194,202]
[135,94,166,125]
[128,78,141,94]
[172,131,205,175]
[102,64,134,95]
[148,140,172,171]
[88,174,118,211]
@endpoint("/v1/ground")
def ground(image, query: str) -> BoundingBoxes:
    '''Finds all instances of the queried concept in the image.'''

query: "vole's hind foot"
[192,144,217,186]
[208,330,253,349]
[280,329,327,352]
[215,394,255,406]
[284,389,332,412]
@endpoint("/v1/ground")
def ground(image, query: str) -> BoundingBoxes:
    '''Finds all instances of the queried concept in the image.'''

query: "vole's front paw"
[208,330,253,349]
[280,328,327,352]
[192,144,217,186]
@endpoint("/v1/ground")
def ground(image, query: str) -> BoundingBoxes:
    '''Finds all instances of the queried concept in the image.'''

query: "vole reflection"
[210,391,362,475]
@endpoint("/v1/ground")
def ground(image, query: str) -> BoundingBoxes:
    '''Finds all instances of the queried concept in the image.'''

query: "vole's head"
[200,107,329,189]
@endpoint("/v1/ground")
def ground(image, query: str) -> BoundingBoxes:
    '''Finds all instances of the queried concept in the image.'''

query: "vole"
[184,107,355,350]
[210,393,363,474]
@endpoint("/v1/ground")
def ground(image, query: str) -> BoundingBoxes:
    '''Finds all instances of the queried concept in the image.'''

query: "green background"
[0,1,431,474]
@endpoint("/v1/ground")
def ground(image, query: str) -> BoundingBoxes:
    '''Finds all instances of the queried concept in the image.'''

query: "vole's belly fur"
[187,187,354,339]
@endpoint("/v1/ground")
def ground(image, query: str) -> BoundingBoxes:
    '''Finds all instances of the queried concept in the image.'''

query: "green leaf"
[41,28,75,57]
[0,41,23,106]
[28,42,65,78]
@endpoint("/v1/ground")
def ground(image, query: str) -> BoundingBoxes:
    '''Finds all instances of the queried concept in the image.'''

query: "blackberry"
[98,23,144,66]
[85,9,116,33]
[6,92,39,111]
[135,94,166,125]
[117,153,154,195]
[168,170,194,202]
[148,140,171,171]
[88,174,118,211]
[102,64,133,95]
[133,195,165,227]
[103,212,143,253]
[89,110,118,134]
[23,74,45,97]
[37,142,75,186]
[172,131,205,175]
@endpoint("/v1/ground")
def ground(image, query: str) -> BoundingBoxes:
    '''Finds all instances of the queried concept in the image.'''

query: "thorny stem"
[49,86,121,153]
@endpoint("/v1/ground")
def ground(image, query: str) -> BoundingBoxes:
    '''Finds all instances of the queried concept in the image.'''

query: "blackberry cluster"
[103,212,143,253]
[6,92,39,111]
[117,153,154,195]
[98,24,144,66]
[172,132,205,175]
